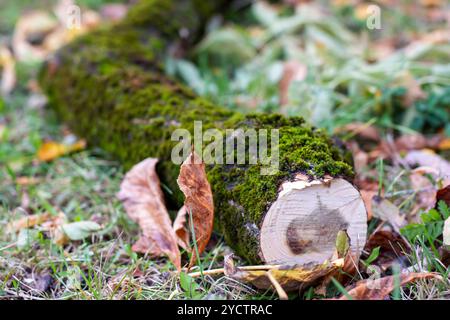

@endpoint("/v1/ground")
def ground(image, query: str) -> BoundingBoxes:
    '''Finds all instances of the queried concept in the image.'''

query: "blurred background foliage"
[166,0,450,135]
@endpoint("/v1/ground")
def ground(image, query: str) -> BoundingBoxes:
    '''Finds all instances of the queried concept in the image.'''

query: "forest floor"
[1,0,450,300]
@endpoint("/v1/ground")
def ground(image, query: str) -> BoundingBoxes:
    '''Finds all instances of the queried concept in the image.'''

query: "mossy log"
[40,0,367,264]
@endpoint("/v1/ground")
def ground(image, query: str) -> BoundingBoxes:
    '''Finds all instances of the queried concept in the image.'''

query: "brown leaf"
[346,141,369,174]
[8,212,69,245]
[334,253,359,285]
[7,213,51,233]
[336,123,381,142]
[117,158,181,270]
[173,205,190,251]
[396,72,426,106]
[360,189,377,221]
[436,185,450,207]
[372,196,406,233]
[395,134,441,152]
[339,272,440,300]
[223,254,237,276]
[404,149,450,186]
[177,151,214,268]
[364,230,410,270]
[279,60,307,108]
[41,212,69,245]
[410,169,437,210]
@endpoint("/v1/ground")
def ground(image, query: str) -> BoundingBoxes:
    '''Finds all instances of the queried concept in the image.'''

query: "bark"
[39,0,365,264]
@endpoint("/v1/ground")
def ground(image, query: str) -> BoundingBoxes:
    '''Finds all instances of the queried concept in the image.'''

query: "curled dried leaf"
[177,151,214,268]
[339,272,441,300]
[117,158,181,270]
[7,213,51,233]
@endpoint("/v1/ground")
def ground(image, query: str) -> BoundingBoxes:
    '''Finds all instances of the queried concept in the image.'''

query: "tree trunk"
[39,0,367,264]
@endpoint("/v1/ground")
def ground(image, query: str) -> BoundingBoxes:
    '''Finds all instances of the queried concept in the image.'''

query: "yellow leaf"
[37,139,86,162]
[438,138,450,151]
[226,258,344,292]
[37,142,68,161]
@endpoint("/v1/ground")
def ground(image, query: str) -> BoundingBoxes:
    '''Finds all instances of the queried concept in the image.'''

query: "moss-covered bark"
[40,0,354,263]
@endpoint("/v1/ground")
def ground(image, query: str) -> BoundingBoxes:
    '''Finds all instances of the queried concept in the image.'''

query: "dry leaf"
[173,205,190,251]
[371,196,406,233]
[117,158,181,270]
[41,212,69,245]
[345,141,369,174]
[223,253,237,276]
[438,138,450,151]
[0,46,16,96]
[339,272,440,300]
[404,149,450,186]
[420,0,442,7]
[100,3,129,22]
[364,230,410,270]
[360,189,377,220]
[396,72,426,106]
[37,139,86,162]
[15,176,42,186]
[227,259,344,292]
[336,123,381,142]
[410,169,437,210]
[8,212,70,245]
[436,185,450,207]
[7,213,51,233]
[12,11,58,61]
[279,60,307,107]
[177,151,214,268]
[394,133,441,152]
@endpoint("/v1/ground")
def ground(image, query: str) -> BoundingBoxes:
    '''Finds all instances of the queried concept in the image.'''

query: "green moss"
[40,0,354,264]
[206,114,353,262]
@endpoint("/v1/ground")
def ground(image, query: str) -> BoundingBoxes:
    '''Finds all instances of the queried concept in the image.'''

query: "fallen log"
[40,0,367,264]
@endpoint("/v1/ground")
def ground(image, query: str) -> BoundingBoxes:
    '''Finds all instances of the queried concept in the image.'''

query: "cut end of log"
[260,176,367,265]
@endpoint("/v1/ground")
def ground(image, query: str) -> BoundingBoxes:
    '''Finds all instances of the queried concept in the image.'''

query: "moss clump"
[40,0,354,264]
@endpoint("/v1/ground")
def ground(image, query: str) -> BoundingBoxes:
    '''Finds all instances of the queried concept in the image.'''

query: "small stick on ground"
[266,270,288,300]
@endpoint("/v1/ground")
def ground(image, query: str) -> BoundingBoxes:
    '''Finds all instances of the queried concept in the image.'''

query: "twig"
[0,243,16,251]
[266,270,288,300]
[187,264,280,278]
